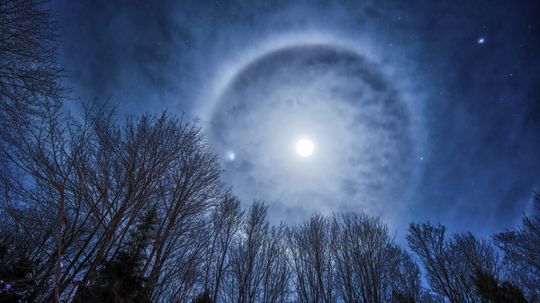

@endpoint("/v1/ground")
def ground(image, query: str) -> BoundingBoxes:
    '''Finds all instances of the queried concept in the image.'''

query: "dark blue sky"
[51,0,540,237]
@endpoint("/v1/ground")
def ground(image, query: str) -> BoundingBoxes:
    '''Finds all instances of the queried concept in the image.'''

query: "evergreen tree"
[74,252,150,303]
[474,269,527,303]
[392,290,416,303]
[0,227,36,303]
[0,244,34,303]
[192,291,211,303]
[74,209,156,303]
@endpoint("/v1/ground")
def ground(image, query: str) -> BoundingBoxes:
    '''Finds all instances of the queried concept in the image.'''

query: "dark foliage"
[392,290,416,303]
[0,244,34,303]
[73,209,156,303]
[192,291,212,303]
[74,252,150,303]
[473,269,527,303]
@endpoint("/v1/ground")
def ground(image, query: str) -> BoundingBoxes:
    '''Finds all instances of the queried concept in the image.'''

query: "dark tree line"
[1,1,539,303]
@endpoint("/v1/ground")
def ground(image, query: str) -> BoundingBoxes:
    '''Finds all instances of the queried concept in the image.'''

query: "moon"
[296,138,314,157]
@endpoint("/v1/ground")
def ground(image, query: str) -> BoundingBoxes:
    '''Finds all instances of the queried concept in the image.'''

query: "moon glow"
[296,139,314,157]
[208,44,418,222]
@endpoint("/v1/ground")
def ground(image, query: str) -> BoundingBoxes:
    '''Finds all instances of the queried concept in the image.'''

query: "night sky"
[51,0,540,238]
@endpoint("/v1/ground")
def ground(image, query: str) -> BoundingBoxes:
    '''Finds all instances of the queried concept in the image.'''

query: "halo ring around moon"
[208,43,417,222]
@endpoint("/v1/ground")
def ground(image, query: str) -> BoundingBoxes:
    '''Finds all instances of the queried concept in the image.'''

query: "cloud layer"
[209,45,418,223]
[53,0,540,236]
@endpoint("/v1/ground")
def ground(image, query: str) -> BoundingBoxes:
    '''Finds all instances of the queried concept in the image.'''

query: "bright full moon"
[296,138,314,157]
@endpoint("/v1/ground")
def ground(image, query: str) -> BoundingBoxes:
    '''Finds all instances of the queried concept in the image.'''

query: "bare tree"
[62,111,224,303]
[495,194,540,302]
[258,224,290,303]
[288,215,334,303]
[0,102,97,302]
[201,192,243,302]
[407,223,500,303]
[330,213,422,303]
[133,116,222,302]
[0,0,64,131]
[390,247,423,302]
[0,103,226,302]
[221,201,290,303]
[1,2,65,301]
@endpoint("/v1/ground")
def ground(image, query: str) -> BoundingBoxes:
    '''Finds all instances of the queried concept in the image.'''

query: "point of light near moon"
[225,151,235,161]
[296,138,314,157]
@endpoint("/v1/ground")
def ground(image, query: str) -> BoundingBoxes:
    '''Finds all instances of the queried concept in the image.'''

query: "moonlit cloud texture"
[53,0,540,236]
[209,44,419,223]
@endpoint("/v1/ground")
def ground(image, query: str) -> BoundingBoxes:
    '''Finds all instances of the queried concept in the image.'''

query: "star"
[477,37,486,45]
